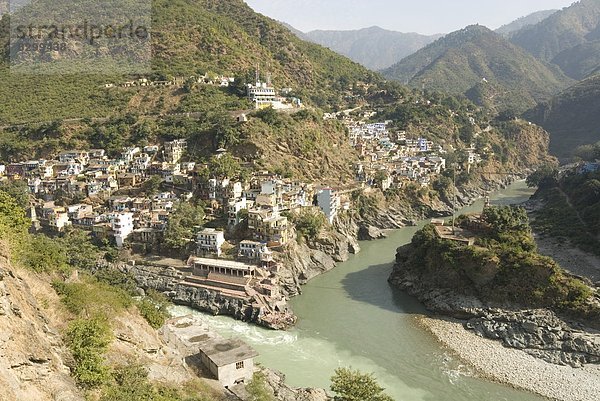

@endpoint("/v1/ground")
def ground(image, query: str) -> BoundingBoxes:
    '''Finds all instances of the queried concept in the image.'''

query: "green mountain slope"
[0,0,379,124]
[551,40,600,80]
[525,73,600,157]
[382,25,572,114]
[496,10,558,38]
[510,0,600,78]
[302,26,440,71]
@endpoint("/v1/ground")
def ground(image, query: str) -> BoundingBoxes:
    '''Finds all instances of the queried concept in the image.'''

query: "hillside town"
[0,114,494,260]
[0,68,499,329]
[343,119,483,189]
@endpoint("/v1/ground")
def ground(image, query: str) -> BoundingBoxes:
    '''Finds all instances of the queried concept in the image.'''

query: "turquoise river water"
[172,181,547,401]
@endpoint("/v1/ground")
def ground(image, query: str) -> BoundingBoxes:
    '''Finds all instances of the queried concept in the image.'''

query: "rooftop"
[190,257,256,271]
[198,338,258,367]
[434,225,476,245]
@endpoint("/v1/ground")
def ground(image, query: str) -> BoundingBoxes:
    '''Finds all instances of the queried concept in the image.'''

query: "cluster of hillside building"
[0,141,343,250]
[0,137,347,326]
[104,74,236,89]
[103,71,304,111]
[347,120,483,189]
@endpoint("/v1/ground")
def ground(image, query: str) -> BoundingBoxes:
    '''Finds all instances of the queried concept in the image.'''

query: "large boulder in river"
[358,224,387,240]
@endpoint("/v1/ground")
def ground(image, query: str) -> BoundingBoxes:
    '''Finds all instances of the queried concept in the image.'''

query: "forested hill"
[0,0,380,125]
[301,26,440,71]
[495,10,557,38]
[510,0,600,80]
[382,25,572,114]
[525,73,600,157]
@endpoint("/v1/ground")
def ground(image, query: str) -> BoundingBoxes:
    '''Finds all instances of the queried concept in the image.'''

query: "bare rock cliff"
[0,243,83,401]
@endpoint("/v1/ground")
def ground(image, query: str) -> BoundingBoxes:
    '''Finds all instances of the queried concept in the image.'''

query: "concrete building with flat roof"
[189,257,256,278]
[162,315,259,388]
[197,338,258,388]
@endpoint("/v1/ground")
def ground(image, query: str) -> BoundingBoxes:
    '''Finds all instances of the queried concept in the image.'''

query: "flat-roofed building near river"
[197,338,258,388]
[189,257,256,278]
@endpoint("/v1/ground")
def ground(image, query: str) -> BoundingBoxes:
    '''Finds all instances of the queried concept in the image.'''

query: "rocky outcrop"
[366,175,521,230]
[466,309,600,368]
[261,369,330,401]
[390,243,600,367]
[0,243,83,401]
[358,224,387,240]
[278,214,360,297]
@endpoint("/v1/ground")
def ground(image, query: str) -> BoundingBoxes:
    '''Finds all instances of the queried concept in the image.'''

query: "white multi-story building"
[48,207,71,231]
[196,228,225,257]
[164,139,187,163]
[247,81,277,109]
[121,146,141,163]
[316,188,340,224]
[111,212,134,247]
[238,240,268,260]
[227,197,248,227]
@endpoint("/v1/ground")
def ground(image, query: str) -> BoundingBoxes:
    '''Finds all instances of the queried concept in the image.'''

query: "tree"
[208,154,241,179]
[136,290,170,329]
[573,141,600,162]
[66,317,112,388]
[209,111,240,149]
[482,206,529,235]
[526,164,558,188]
[0,189,29,236]
[141,175,163,195]
[0,180,29,209]
[330,368,394,401]
[163,202,205,252]
[253,106,283,127]
[290,209,326,240]
[22,235,70,274]
[131,120,156,146]
[246,371,275,401]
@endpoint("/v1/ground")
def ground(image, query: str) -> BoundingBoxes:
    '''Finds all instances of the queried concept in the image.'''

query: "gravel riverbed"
[417,315,600,401]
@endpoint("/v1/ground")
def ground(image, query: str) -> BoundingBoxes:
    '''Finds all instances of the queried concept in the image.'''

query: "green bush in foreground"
[66,317,112,388]
[330,368,394,401]
[53,277,133,317]
[137,290,171,329]
[246,371,275,401]
[101,365,225,401]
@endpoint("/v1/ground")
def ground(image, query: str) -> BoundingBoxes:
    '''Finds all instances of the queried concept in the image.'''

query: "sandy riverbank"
[534,234,600,284]
[416,315,600,401]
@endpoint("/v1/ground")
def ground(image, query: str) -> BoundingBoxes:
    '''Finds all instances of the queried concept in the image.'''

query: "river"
[171,181,546,401]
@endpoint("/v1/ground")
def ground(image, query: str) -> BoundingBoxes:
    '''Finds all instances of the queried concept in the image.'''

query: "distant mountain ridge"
[382,25,572,113]
[525,73,600,157]
[510,0,600,79]
[294,26,441,71]
[495,10,558,37]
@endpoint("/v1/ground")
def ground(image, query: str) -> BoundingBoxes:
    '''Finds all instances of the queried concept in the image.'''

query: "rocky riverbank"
[390,243,600,368]
[418,316,600,401]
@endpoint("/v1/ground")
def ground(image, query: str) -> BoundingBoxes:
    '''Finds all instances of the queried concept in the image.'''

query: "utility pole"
[452,164,457,234]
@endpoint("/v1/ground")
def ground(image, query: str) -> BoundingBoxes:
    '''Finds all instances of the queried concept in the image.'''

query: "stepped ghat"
[128,256,296,330]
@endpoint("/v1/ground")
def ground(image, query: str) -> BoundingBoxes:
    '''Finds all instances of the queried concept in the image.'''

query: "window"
[236,361,244,370]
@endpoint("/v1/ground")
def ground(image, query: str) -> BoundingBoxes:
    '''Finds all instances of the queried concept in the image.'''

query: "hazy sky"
[245,0,576,35]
